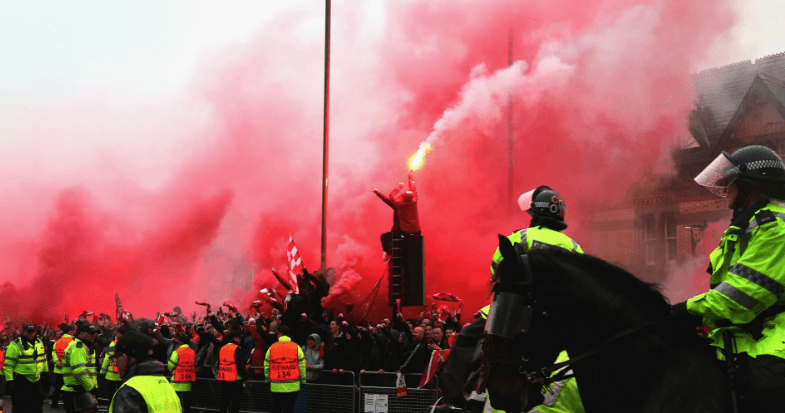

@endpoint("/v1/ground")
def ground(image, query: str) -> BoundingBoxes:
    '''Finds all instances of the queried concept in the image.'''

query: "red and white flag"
[286,235,303,294]
[418,349,451,388]
[396,372,408,397]
[115,293,130,322]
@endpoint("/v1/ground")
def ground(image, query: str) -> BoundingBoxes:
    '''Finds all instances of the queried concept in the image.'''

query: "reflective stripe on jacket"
[53,335,74,374]
[62,338,97,392]
[217,343,239,381]
[491,226,583,277]
[3,338,47,382]
[688,201,785,359]
[168,344,195,392]
[264,336,306,393]
[109,375,181,413]
[99,339,122,382]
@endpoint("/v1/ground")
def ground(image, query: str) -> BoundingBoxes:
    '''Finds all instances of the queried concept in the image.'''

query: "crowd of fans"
[0,267,466,405]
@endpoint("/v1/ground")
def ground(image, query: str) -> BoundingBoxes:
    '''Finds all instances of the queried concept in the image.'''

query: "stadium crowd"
[1,267,465,412]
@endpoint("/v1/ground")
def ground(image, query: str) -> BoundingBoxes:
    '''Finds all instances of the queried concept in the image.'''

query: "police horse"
[474,235,733,413]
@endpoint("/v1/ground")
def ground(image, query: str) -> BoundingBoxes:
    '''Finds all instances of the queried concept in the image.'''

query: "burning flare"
[408,142,432,171]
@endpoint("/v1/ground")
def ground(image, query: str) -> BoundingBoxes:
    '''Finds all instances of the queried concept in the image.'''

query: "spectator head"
[329,320,339,335]
[407,322,413,331]
[445,327,455,336]
[60,323,75,335]
[424,325,433,340]
[412,326,424,342]
[421,319,430,327]
[432,327,443,343]
[228,330,243,344]
[173,306,182,315]
[78,314,88,322]
[307,335,317,349]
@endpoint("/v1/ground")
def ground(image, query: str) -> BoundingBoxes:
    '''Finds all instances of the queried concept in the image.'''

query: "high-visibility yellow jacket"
[109,375,181,413]
[3,337,47,382]
[688,201,785,359]
[100,339,122,382]
[491,226,583,278]
[61,338,97,392]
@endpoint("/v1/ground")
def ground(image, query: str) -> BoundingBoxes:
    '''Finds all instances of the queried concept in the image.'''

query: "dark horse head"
[483,235,727,413]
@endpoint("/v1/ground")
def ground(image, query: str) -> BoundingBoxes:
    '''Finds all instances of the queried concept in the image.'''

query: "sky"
[0,0,777,324]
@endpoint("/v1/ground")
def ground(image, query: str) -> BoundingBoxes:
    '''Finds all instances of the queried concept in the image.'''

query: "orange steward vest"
[269,341,301,383]
[55,336,74,366]
[174,346,196,382]
[217,344,238,381]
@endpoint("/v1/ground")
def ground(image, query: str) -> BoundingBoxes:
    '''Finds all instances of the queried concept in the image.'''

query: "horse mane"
[529,249,671,318]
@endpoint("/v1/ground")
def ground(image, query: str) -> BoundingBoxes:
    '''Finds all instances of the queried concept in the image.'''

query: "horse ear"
[498,234,516,262]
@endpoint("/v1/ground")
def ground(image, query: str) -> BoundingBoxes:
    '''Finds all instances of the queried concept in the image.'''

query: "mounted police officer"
[436,186,585,413]
[673,145,785,411]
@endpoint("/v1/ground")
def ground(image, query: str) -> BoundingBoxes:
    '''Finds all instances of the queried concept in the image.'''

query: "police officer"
[673,145,785,411]
[51,324,75,409]
[109,331,181,413]
[61,323,98,413]
[100,324,129,399]
[217,331,247,413]
[264,326,306,413]
[492,186,584,413]
[3,324,48,413]
[167,333,195,413]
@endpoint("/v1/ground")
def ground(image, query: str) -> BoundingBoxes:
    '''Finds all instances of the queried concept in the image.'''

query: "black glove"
[671,301,705,332]
[670,301,690,317]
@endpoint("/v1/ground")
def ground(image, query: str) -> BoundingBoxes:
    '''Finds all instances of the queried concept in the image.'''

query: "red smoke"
[0,0,735,327]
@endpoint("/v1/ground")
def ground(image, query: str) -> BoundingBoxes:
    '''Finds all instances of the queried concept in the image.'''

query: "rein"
[528,315,674,386]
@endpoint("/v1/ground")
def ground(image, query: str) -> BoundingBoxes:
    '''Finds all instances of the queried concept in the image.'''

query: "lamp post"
[320,0,331,269]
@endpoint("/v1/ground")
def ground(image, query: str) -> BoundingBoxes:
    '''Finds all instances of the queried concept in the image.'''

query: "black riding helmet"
[695,145,785,199]
[517,185,568,230]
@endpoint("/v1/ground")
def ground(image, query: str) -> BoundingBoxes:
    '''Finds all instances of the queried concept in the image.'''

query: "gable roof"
[710,73,785,158]
[691,52,785,146]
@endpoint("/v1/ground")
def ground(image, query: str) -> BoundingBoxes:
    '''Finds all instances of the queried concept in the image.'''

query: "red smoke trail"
[0,0,734,325]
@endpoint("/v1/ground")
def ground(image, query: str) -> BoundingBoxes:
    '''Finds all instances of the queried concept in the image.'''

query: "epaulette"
[754,210,776,227]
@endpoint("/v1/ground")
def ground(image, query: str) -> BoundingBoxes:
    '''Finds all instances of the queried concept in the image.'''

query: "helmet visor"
[694,153,739,197]
[517,189,536,212]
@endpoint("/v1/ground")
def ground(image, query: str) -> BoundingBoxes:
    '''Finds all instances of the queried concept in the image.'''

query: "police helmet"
[518,186,568,230]
[695,145,785,199]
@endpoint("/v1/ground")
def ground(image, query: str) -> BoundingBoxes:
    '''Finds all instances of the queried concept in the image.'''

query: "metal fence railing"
[98,371,357,413]
[358,372,440,413]
[97,369,439,413]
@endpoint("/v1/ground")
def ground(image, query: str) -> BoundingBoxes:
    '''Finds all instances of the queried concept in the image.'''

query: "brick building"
[591,52,785,279]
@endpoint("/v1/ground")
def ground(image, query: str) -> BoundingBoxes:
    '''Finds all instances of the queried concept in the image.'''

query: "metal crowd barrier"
[98,370,357,413]
[97,369,439,413]
[358,372,440,413]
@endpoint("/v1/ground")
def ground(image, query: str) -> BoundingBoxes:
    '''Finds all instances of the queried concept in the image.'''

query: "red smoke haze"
[0,0,735,327]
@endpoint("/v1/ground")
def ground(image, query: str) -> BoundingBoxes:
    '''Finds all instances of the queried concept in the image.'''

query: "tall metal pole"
[321,0,331,269]
[507,28,514,211]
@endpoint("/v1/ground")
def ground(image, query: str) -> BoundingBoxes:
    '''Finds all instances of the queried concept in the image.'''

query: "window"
[664,214,677,262]
[645,215,657,265]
